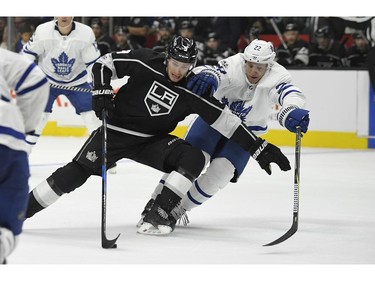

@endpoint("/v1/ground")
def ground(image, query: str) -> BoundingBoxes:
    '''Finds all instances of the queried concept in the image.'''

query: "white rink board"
[48,70,371,134]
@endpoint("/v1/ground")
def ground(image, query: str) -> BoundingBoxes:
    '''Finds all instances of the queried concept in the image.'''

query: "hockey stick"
[101,109,120,249]
[50,83,92,92]
[263,126,301,246]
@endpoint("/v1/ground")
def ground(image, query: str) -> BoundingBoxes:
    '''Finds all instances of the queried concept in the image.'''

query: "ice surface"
[3,136,375,279]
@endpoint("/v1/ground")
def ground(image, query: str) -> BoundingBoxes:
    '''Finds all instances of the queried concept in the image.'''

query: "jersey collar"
[55,21,76,36]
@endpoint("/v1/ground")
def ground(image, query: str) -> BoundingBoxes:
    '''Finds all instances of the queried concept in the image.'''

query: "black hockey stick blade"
[102,232,121,249]
[263,127,302,247]
[101,108,121,249]
[263,213,298,246]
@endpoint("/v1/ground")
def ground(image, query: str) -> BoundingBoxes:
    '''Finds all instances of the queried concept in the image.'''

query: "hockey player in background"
[22,17,101,153]
[139,39,310,227]
[0,49,49,264]
[25,36,291,235]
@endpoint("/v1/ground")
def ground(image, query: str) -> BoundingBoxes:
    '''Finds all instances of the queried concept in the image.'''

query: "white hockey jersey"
[193,53,306,136]
[22,20,100,87]
[0,48,49,152]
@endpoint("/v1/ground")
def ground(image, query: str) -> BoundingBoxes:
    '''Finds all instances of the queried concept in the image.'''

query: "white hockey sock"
[151,173,169,200]
[80,110,100,134]
[0,227,17,263]
[181,158,235,211]
[25,112,50,153]
[164,171,192,199]
[32,179,61,208]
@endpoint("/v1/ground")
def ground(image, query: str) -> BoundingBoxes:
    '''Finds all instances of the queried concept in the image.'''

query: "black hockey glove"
[249,138,291,175]
[92,86,114,120]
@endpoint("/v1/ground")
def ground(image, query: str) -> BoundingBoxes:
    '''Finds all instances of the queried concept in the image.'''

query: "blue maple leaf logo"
[51,52,76,76]
[222,97,252,122]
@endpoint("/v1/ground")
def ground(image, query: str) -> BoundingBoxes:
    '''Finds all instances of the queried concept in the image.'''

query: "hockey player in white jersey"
[22,17,101,153]
[0,48,49,264]
[138,39,310,226]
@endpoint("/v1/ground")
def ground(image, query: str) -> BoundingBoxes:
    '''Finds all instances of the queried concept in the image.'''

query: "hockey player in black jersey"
[25,36,291,235]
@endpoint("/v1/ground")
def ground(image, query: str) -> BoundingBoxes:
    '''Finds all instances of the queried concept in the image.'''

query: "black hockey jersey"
[91,48,258,151]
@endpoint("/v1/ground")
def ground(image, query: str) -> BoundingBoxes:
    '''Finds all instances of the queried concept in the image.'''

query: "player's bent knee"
[50,161,92,194]
[166,144,206,181]
[178,146,206,180]
[207,158,235,189]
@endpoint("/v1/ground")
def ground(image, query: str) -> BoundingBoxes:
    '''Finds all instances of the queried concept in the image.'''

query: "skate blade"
[137,222,172,235]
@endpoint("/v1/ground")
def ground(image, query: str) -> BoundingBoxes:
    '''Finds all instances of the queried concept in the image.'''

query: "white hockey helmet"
[244,39,276,64]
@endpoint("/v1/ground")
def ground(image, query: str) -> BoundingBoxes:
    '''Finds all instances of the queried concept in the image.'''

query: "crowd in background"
[1,16,374,70]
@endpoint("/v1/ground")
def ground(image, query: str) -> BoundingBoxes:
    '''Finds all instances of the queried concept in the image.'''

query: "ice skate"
[136,198,155,227]
[171,202,189,226]
[137,203,176,235]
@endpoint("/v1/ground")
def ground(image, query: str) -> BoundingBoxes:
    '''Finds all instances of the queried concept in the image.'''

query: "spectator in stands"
[237,26,261,53]
[276,22,310,66]
[15,24,33,53]
[91,18,115,56]
[0,17,6,46]
[203,32,235,65]
[114,17,149,47]
[112,26,142,51]
[305,17,346,44]
[0,25,8,49]
[175,17,213,41]
[1,18,27,51]
[347,30,369,67]
[99,17,110,36]
[338,17,375,91]
[212,17,243,52]
[309,25,348,67]
[152,19,175,53]
[248,26,261,42]
[365,18,375,92]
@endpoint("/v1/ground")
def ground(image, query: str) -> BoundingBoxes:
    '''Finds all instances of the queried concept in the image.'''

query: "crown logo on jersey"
[51,52,76,76]
[86,151,98,162]
[151,104,161,113]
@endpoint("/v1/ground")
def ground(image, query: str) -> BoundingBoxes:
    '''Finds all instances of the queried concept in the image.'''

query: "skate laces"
[178,213,190,226]
[156,206,169,220]
[170,203,190,226]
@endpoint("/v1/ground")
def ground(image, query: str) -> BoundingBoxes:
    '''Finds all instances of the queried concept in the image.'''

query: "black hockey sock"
[25,192,45,219]
[155,187,181,212]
